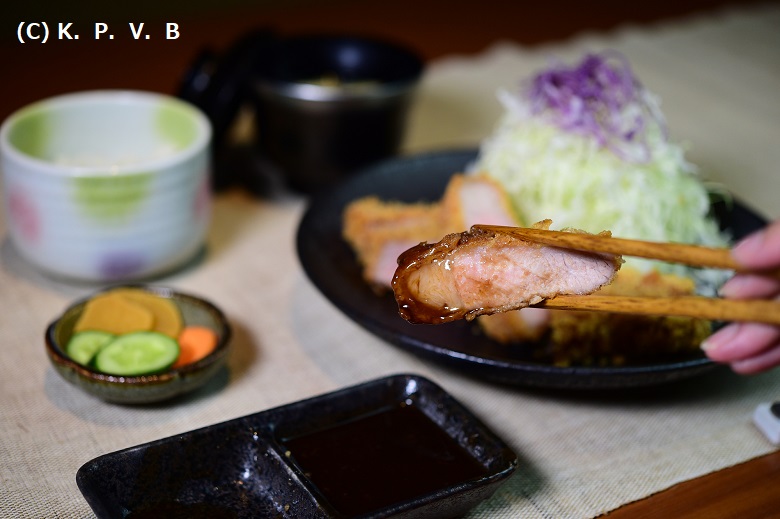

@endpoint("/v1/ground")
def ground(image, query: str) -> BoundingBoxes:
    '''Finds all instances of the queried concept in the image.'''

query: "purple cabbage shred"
[526,51,665,162]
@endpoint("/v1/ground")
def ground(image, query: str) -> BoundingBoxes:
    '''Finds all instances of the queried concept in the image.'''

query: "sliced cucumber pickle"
[66,330,116,366]
[94,331,180,376]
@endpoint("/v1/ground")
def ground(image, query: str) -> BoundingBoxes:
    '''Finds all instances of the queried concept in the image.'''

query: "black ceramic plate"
[296,149,767,389]
[77,374,517,519]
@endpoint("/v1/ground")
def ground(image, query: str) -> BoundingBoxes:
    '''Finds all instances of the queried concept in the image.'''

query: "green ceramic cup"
[0,91,212,281]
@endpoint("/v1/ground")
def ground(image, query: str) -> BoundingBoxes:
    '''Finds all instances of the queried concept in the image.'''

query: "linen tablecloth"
[1,3,779,517]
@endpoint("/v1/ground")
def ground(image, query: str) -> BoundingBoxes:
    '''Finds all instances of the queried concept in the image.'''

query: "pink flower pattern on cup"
[8,189,40,245]
[193,173,211,221]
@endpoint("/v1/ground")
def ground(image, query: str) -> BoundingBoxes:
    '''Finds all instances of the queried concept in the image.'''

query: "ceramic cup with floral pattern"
[0,91,212,281]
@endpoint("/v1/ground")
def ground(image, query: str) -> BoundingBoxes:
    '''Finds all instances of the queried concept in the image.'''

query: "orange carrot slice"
[173,326,218,368]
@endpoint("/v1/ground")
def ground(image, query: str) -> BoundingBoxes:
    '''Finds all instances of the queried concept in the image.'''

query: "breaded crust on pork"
[342,174,520,287]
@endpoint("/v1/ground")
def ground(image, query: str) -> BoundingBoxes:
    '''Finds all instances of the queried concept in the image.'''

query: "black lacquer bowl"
[77,374,518,518]
[296,149,768,389]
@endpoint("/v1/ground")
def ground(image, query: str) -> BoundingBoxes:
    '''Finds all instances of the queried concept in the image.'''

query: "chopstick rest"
[753,402,780,445]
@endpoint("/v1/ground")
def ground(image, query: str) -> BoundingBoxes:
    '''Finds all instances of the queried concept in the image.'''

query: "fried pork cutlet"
[343,174,709,366]
[476,307,552,342]
[478,267,712,365]
[342,174,519,288]
[343,197,443,289]
[392,220,623,324]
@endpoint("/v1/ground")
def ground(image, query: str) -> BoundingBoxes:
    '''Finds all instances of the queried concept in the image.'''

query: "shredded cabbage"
[473,52,730,292]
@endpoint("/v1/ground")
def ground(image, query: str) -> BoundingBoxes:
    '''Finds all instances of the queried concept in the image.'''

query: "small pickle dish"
[45,285,231,404]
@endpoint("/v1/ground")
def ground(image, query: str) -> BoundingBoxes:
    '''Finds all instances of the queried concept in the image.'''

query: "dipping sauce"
[282,403,490,517]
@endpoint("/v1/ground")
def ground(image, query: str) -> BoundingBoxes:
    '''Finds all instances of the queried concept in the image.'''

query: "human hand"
[702,220,780,374]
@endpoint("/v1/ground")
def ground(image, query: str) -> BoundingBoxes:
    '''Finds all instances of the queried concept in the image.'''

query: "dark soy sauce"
[282,403,489,517]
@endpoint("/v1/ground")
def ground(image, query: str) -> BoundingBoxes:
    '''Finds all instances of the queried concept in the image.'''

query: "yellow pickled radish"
[73,293,154,335]
[110,288,183,338]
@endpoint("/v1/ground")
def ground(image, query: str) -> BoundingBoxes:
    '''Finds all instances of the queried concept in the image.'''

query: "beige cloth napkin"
[1,3,779,518]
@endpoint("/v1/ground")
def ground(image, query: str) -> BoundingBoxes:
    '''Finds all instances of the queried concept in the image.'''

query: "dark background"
[1,0,772,122]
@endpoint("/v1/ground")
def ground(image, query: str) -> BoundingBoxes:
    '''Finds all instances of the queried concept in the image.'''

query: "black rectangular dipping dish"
[76,374,518,518]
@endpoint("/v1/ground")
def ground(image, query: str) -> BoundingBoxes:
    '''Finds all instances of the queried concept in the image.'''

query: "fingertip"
[717,274,780,299]
[700,324,739,359]
[731,220,780,269]
[730,361,765,375]
[731,231,763,264]
[730,343,780,374]
[716,277,740,298]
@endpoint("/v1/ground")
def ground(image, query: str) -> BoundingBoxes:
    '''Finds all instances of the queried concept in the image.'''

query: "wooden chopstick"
[534,295,780,325]
[473,224,779,277]
[473,224,780,324]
